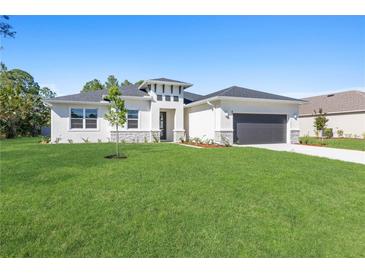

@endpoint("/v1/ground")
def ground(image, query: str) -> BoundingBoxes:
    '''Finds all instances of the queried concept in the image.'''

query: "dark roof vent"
[327,94,335,97]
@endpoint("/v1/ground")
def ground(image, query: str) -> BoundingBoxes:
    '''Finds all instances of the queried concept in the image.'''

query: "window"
[127,110,138,129]
[70,108,97,129]
[85,109,97,129]
[162,84,165,93]
[165,95,171,101]
[147,84,151,90]
[157,95,163,101]
[71,108,83,129]
[173,96,179,102]
[179,86,182,94]
[170,85,173,94]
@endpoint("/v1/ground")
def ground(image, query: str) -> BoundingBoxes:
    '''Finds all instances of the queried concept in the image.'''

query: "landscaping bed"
[180,141,225,148]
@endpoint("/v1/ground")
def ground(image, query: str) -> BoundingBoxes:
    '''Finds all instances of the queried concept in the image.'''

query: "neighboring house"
[47,78,303,145]
[299,90,365,138]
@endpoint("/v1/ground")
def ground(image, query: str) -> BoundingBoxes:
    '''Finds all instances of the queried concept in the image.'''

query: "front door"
[160,112,167,140]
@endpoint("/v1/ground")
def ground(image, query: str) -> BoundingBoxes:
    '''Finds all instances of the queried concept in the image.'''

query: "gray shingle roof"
[186,86,303,104]
[151,78,189,84]
[299,90,365,115]
[50,84,149,102]
[183,91,203,104]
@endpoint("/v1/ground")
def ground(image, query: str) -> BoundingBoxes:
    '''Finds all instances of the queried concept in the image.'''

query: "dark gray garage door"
[233,114,287,144]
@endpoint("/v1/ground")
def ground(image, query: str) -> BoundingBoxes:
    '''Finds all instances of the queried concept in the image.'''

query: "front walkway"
[234,143,365,165]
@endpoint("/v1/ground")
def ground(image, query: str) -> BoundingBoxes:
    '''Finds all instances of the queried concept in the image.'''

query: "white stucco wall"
[186,104,215,140]
[299,112,365,137]
[51,103,111,143]
[50,99,152,143]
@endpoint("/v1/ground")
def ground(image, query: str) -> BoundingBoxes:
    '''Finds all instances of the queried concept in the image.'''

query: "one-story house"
[299,90,365,138]
[47,78,303,145]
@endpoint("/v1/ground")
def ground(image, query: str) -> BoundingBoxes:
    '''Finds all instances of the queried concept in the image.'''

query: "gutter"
[46,96,152,106]
[184,96,305,108]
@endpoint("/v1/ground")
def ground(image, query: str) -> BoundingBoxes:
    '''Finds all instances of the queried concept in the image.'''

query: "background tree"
[0,16,16,38]
[121,79,132,87]
[0,64,55,138]
[104,75,119,90]
[1,16,16,53]
[81,79,104,92]
[104,86,127,158]
[313,108,328,140]
[135,80,144,86]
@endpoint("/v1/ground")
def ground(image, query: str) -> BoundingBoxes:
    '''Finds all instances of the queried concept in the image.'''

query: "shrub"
[300,135,310,145]
[40,136,50,144]
[221,135,231,147]
[98,139,102,144]
[152,132,159,143]
[336,129,344,138]
[323,128,333,139]
[54,137,61,144]
[67,139,73,144]
[82,137,89,143]
[362,132,365,139]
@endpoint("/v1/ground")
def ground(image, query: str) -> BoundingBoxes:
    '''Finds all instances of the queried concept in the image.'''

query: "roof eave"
[139,79,193,90]
[184,96,304,108]
[47,95,152,106]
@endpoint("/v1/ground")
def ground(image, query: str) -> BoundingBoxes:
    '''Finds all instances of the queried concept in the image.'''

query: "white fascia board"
[140,79,193,89]
[46,96,151,106]
[184,96,304,108]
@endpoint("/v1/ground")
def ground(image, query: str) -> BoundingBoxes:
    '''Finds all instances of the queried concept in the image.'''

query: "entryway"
[159,109,175,142]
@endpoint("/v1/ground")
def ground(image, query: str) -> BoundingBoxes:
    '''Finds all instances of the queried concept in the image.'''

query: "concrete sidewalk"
[235,143,365,165]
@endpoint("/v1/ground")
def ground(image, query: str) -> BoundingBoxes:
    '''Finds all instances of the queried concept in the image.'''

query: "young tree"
[104,86,127,157]
[104,75,119,90]
[81,79,104,92]
[313,108,328,140]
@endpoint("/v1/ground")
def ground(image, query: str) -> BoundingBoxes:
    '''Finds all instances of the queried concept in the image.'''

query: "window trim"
[69,107,99,131]
[127,109,139,130]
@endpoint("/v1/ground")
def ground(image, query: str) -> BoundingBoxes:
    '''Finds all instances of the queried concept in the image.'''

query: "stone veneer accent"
[111,131,153,143]
[290,130,300,144]
[173,130,185,142]
[214,130,234,145]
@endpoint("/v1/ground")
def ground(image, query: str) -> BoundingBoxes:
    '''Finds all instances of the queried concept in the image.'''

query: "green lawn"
[1,138,364,257]
[299,136,365,151]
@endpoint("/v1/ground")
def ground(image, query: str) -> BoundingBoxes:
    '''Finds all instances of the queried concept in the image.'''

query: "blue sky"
[2,16,364,98]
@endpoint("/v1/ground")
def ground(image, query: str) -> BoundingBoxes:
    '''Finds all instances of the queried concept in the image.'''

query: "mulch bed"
[104,153,128,159]
[180,142,225,148]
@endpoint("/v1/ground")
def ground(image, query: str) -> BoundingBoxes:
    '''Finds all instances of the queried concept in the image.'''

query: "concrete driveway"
[235,143,365,165]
